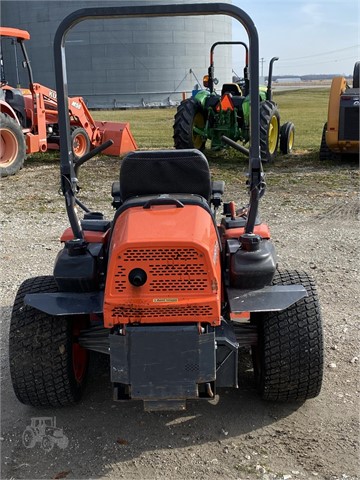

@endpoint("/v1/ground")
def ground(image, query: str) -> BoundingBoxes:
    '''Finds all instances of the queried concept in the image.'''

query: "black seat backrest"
[221,83,242,96]
[120,149,212,203]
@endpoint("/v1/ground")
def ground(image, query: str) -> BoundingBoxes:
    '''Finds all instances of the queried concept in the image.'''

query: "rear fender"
[242,97,250,127]
[193,90,211,108]
[0,100,20,123]
[24,291,104,316]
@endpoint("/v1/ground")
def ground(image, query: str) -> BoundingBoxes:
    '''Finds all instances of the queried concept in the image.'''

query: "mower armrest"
[212,180,225,195]
[111,181,122,210]
[211,180,225,209]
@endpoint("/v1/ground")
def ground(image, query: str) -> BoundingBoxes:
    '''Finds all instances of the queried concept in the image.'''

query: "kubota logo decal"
[71,101,81,110]
[153,298,178,303]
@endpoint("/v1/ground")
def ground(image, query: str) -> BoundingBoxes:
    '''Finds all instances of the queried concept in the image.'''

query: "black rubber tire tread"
[0,112,26,177]
[173,97,206,150]
[279,122,295,154]
[9,275,88,407]
[259,100,280,162]
[353,61,360,89]
[71,126,91,161]
[258,269,323,402]
[319,122,339,161]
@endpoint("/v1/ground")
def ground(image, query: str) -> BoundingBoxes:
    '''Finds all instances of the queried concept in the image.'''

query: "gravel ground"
[0,154,359,480]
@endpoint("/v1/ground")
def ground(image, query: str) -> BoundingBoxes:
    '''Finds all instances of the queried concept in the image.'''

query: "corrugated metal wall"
[1,0,233,107]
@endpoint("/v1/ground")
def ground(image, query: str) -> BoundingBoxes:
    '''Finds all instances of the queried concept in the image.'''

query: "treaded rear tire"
[173,98,206,150]
[9,276,89,407]
[0,112,26,177]
[319,122,339,161]
[254,269,323,402]
[260,100,280,162]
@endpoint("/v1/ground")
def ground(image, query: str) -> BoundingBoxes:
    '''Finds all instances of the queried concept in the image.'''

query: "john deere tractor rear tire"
[9,276,89,407]
[0,112,26,177]
[173,98,207,150]
[253,269,323,402]
[260,100,280,162]
[71,127,90,161]
[280,122,295,154]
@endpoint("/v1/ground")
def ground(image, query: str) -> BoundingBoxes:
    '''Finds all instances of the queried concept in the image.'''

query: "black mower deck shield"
[53,2,262,240]
[110,325,215,405]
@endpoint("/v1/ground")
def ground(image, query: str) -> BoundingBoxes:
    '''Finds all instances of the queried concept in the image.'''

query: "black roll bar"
[53,2,261,239]
[208,41,249,94]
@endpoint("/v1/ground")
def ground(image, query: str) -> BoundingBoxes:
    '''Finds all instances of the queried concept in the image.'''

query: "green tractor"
[173,41,295,162]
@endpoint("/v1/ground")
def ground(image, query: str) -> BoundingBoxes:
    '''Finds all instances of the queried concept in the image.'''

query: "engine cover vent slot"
[111,304,213,320]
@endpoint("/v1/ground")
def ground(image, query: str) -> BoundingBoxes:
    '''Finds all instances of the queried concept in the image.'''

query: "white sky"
[231,0,359,76]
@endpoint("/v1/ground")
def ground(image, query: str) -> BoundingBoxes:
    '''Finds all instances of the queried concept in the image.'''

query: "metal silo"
[1,0,233,107]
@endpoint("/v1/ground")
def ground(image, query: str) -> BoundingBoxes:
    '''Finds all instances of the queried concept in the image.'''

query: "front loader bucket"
[95,121,137,155]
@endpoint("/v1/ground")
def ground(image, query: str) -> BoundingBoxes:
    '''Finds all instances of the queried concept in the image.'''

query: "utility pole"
[260,57,265,78]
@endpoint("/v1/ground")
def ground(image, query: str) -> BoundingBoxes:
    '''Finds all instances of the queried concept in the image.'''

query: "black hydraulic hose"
[64,189,83,240]
[245,187,260,234]
[74,139,113,176]
[221,135,264,234]
[75,197,91,213]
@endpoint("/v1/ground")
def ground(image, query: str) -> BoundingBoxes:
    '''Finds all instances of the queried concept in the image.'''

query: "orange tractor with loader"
[0,27,137,177]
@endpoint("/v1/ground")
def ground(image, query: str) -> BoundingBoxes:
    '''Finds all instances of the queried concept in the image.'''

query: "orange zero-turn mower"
[0,27,137,177]
[9,3,323,412]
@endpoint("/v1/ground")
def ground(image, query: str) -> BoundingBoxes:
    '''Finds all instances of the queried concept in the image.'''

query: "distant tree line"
[269,74,352,81]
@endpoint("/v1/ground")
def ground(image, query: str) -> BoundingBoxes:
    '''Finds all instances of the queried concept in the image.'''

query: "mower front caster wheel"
[9,276,89,407]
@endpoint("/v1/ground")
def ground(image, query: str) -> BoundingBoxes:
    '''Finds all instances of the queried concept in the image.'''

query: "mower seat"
[119,149,212,203]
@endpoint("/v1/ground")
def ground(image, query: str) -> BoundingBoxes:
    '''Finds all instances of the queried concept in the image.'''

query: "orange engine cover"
[104,204,221,327]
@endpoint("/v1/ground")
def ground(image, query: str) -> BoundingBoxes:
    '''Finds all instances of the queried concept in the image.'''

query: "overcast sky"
[231,0,359,76]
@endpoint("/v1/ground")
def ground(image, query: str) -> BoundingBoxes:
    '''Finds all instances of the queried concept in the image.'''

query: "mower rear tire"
[254,269,323,402]
[260,100,280,162]
[9,276,89,407]
[173,98,207,150]
[71,127,90,161]
[0,112,26,177]
[280,122,295,154]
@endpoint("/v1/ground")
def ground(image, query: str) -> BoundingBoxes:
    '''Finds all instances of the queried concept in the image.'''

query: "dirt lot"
[0,153,359,480]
